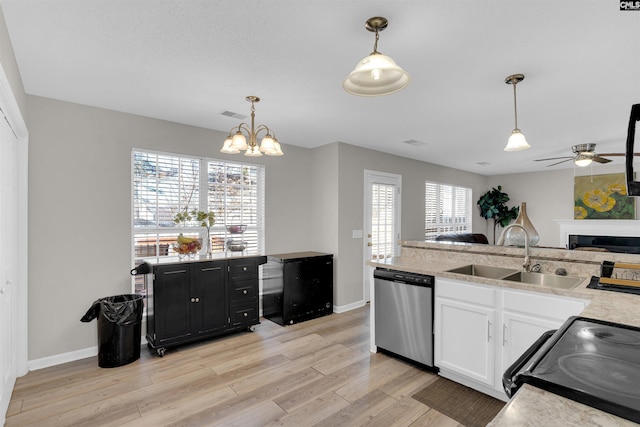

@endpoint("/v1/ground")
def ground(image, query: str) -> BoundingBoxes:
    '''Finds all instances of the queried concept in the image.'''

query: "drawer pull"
[243,312,248,317]
[243,266,248,272]
[201,267,221,272]
[242,290,248,295]
[165,269,186,275]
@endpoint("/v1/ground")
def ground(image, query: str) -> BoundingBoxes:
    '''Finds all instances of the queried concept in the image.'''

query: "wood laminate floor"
[6,305,465,426]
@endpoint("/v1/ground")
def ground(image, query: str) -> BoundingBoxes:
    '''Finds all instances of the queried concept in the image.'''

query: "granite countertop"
[369,241,640,427]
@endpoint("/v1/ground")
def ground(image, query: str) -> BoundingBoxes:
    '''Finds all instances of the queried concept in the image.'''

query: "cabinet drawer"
[231,302,258,325]
[436,278,496,307]
[230,280,258,302]
[503,289,587,321]
[228,258,259,280]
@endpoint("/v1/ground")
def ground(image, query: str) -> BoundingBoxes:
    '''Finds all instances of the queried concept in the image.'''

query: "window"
[132,150,265,261]
[425,181,472,239]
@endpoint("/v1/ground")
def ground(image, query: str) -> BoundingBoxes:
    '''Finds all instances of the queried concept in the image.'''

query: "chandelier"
[220,96,284,157]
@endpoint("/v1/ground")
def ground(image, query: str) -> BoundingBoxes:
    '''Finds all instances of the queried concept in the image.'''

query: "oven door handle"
[502,329,556,398]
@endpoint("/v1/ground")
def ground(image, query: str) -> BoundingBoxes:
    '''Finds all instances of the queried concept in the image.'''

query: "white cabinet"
[501,289,587,373]
[435,277,589,400]
[436,298,496,386]
[435,278,497,389]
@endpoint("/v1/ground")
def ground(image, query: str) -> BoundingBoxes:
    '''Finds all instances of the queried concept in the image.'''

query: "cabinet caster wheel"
[157,347,166,357]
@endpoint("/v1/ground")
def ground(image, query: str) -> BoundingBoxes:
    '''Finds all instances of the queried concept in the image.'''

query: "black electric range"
[503,316,640,424]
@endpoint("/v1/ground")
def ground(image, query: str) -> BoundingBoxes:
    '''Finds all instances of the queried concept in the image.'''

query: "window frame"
[425,181,473,240]
[131,148,266,261]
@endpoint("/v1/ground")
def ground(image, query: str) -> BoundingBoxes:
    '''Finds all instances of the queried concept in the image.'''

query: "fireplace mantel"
[554,219,640,247]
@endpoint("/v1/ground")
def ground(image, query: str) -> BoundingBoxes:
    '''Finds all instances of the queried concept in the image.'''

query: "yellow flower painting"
[574,173,635,219]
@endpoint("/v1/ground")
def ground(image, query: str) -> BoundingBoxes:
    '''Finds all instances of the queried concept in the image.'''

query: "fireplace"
[568,235,640,254]
[555,220,640,251]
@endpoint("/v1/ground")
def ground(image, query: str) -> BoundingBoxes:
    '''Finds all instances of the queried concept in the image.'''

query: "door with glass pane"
[364,171,401,302]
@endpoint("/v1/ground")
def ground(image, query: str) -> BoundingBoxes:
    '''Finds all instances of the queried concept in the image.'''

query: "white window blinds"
[132,150,265,259]
[425,182,472,239]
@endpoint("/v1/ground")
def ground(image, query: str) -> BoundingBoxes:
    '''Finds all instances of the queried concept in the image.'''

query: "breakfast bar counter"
[369,241,640,427]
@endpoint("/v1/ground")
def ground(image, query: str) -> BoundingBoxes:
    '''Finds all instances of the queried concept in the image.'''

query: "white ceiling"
[1,0,639,175]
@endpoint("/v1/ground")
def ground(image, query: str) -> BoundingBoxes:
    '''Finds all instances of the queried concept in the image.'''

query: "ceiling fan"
[534,143,634,167]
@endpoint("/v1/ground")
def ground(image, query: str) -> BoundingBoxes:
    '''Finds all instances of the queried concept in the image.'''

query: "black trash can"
[81,294,144,368]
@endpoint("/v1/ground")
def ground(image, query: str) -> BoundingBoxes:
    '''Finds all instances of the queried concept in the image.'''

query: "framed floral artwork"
[574,173,635,219]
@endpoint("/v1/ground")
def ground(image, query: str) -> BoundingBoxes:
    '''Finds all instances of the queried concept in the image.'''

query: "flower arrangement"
[173,209,216,257]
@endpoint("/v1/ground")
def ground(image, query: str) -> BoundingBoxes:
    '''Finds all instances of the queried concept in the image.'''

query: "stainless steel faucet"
[497,224,531,272]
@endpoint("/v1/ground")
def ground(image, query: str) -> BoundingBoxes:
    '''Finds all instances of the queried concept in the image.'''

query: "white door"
[0,110,18,418]
[363,170,401,302]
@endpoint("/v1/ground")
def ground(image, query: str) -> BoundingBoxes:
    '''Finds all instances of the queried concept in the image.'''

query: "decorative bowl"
[172,239,202,258]
[226,225,247,234]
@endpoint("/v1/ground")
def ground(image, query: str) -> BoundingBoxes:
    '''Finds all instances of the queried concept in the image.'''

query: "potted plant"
[477,186,519,244]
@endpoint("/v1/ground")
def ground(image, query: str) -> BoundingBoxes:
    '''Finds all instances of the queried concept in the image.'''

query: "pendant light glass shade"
[504,74,530,151]
[343,53,411,96]
[505,129,530,151]
[343,17,410,97]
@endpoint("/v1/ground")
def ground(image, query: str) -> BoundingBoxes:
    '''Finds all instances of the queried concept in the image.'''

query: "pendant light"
[343,17,411,96]
[504,74,531,151]
[220,96,283,157]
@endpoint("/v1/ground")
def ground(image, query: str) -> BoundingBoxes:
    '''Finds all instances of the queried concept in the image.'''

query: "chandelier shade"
[343,17,411,96]
[220,96,284,157]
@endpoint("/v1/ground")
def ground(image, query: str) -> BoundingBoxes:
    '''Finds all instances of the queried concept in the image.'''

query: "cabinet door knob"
[242,266,247,271]
[191,298,196,303]
[242,289,248,295]
[195,297,200,303]
[243,312,248,317]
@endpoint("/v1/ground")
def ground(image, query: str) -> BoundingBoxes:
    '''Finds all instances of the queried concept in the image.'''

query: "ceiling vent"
[221,111,248,120]
[402,139,427,147]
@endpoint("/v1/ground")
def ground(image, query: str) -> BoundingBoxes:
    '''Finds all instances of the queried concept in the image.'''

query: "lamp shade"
[575,154,593,167]
[504,129,530,151]
[343,53,411,96]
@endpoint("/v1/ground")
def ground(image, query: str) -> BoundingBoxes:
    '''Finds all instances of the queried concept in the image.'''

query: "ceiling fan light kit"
[220,96,284,157]
[343,17,411,96]
[533,143,636,167]
[504,74,531,151]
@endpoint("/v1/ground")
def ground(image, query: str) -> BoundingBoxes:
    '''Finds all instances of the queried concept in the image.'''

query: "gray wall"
[25,94,492,360]
[487,163,630,247]
[26,95,318,360]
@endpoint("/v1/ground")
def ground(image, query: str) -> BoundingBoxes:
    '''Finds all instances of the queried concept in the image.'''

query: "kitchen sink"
[446,264,585,289]
[446,264,519,279]
[501,271,585,289]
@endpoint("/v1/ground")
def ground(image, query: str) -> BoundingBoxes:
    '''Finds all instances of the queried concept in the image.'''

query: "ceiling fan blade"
[592,155,612,164]
[534,156,573,162]
[597,152,640,156]
[547,158,573,167]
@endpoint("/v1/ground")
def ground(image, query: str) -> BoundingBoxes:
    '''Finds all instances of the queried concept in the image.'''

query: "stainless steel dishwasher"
[374,268,436,369]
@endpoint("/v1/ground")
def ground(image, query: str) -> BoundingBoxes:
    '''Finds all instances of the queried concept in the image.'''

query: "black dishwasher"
[262,252,333,325]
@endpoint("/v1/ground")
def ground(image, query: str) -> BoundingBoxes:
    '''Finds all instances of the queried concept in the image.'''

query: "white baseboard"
[27,302,368,371]
[333,299,367,313]
[27,336,149,371]
[28,346,98,371]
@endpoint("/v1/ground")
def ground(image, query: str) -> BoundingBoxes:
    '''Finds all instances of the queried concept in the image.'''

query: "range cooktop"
[506,316,640,423]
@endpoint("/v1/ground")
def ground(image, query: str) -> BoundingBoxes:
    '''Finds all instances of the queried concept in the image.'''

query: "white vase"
[504,202,540,247]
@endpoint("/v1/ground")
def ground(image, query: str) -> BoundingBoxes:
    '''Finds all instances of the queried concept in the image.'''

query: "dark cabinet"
[263,252,333,326]
[145,255,266,356]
